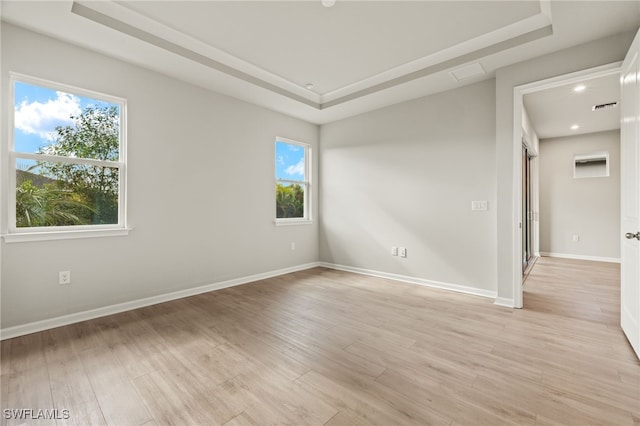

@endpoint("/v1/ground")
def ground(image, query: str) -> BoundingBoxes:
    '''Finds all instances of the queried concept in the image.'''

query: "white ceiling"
[524,73,621,140]
[2,1,639,124]
[118,1,542,95]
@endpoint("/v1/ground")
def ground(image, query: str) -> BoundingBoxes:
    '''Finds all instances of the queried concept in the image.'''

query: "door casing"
[510,62,622,309]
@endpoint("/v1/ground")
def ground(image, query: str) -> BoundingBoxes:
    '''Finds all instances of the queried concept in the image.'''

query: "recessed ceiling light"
[573,84,586,93]
[321,0,336,7]
[571,124,580,130]
[305,83,315,90]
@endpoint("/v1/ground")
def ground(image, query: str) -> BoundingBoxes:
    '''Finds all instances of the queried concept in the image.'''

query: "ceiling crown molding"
[72,1,321,107]
[72,0,553,111]
[321,1,552,103]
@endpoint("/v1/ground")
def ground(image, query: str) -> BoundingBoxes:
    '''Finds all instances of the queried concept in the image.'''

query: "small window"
[5,74,127,241]
[275,138,311,224]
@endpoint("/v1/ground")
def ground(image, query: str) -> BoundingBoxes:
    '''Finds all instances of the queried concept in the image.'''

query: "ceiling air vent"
[592,101,618,111]
[449,63,485,82]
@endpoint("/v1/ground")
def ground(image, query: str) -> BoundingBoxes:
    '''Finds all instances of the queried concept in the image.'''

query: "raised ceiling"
[2,1,639,124]
[118,1,542,95]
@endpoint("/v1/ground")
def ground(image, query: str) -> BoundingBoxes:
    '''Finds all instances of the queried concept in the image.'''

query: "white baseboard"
[319,262,497,300]
[494,297,515,308]
[539,252,620,264]
[0,262,321,341]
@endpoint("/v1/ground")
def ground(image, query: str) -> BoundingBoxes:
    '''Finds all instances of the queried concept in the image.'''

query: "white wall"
[495,31,635,303]
[539,130,620,260]
[319,80,497,295]
[2,21,637,332]
[1,24,319,330]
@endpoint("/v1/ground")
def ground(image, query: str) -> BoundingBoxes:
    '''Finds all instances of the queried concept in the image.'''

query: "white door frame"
[511,61,622,308]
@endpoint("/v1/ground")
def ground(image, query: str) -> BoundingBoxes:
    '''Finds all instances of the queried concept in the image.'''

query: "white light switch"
[471,201,488,211]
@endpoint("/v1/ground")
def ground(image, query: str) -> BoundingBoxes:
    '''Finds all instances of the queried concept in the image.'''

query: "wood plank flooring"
[1,257,639,425]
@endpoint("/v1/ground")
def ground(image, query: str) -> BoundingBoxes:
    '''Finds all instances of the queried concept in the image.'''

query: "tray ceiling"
[2,1,639,124]
[118,1,542,95]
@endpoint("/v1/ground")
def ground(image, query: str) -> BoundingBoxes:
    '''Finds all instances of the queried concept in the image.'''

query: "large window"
[275,138,311,223]
[5,74,127,241]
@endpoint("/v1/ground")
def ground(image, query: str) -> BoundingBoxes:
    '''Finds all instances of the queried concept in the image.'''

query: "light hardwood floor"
[1,257,639,425]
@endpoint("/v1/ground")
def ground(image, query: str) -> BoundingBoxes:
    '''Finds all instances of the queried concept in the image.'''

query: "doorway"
[511,62,622,309]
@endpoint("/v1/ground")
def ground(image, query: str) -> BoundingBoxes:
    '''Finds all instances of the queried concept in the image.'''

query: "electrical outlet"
[391,246,398,256]
[399,247,407,258]
[59,271,71,285]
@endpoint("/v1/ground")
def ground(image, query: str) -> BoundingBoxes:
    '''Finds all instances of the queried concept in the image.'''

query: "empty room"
[1,1,639,425]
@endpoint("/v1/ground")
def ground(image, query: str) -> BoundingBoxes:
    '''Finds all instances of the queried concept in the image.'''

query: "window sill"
[274,219,313,227]
[2,227,132,243]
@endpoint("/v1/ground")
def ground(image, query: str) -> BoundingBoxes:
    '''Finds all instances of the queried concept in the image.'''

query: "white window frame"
[3,73,129,243]
[275,137,312,226]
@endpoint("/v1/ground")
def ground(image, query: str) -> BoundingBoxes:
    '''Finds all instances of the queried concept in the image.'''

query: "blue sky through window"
[13,80,118,154]
[275,140,305,182]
